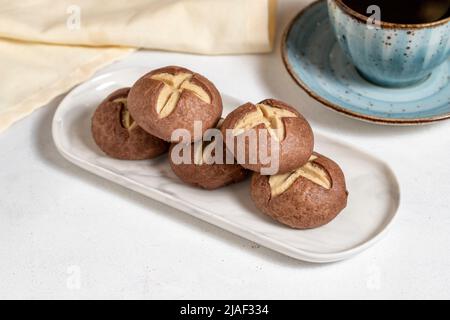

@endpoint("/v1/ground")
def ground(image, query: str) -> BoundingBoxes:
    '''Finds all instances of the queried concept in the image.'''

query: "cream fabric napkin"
[0,39,132,133]
[0,0,276,133]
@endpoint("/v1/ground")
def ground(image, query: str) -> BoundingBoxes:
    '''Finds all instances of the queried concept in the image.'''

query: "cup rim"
[334,0,450,29]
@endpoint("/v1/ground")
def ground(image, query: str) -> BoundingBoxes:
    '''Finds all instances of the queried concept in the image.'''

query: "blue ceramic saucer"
[282,0,450,125]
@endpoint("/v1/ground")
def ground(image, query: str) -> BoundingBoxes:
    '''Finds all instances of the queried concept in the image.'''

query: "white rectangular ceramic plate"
[52,67,401,263]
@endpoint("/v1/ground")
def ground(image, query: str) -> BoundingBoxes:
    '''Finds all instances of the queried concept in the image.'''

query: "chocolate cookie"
[91,88,169,160]
[128,66,223,142]
[250,153,348,229]
[221,99,314,175]
[169,121,249,190]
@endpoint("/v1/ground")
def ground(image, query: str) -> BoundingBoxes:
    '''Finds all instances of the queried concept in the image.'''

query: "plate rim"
[281,0,450,126]
[52,67,402,263]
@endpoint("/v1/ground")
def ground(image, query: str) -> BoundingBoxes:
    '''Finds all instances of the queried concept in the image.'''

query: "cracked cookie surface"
[250,152,348,229]
[91,88,169,160]
[221,99,314,174]
[128,66,222,142]
[169,120,249,190]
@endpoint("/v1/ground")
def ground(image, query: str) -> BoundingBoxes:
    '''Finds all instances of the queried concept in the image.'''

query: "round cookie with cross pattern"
[91,88,169,160]
[250,152,348,229]
[127,66,223,142]
[221,99,314,175]
[168,120,249,190]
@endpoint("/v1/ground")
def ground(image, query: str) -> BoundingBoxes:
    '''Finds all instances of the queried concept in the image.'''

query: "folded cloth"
[0,39,131,133]
[0,0,277,55]
[0,0,276,133]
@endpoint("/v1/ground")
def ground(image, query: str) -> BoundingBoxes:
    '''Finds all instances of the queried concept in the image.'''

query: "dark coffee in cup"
[342,0,450,24]
[328,0,450,86]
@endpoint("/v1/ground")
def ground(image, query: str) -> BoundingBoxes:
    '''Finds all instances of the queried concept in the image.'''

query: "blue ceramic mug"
[327,0,450,87]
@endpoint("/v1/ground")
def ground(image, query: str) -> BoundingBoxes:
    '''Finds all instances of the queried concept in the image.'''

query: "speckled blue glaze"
[283,0,450,124]
[327,0,450,87]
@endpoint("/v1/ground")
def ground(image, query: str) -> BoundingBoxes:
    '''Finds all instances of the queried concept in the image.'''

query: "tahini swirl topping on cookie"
[233,103,297,141]
[269,155,331,197]
[113,98,137,130]
[150,73,211,118]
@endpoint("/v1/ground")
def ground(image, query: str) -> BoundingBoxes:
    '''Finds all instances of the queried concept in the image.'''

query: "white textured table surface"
[1,0,449,299]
